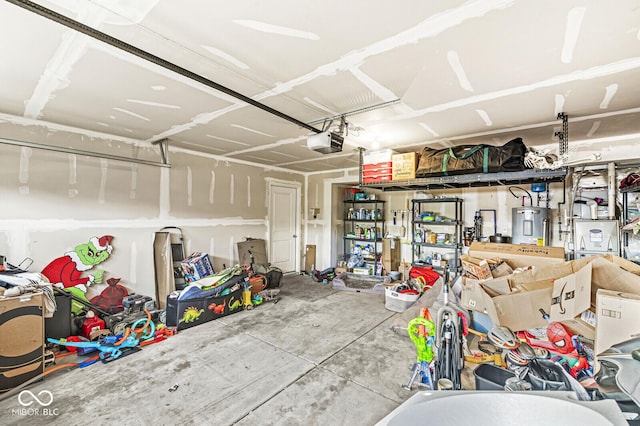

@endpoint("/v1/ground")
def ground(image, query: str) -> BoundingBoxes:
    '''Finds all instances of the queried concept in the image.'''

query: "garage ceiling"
[1,0,639,173]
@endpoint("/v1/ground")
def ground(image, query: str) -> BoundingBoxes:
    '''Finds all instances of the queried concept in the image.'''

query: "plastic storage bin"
[384,287,419,312]
[473,363,516,390]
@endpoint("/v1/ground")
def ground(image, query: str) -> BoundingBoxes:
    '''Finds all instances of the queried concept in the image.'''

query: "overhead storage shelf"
[620,181,640,193]
[360,168,568,191]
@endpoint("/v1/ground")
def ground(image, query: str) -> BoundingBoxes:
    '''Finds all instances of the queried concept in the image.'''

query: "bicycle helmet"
[487,326,520,350]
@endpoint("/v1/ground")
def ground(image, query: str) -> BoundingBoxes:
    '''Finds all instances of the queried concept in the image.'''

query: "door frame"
[266,178,301,273]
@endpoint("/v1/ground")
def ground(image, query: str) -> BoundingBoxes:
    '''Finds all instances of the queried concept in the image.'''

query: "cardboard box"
[181,252,215,283]
[509,255,640,305]
[237,239,268,266]
[166,286,243,331]
[461,277,487,312]
[595,289,640,355]
[382,238,401,273]
[363,149,395,165]
[461,255,493,280]
[392,152,419,180]
[562,309,596,342]
[479,262,592,331]
[0,361,44,392]
[0,292,44,391]
[468,242,565,269]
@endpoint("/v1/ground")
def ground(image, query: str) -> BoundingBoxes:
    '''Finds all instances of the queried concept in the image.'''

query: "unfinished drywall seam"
[229,236,235,265]
[475,109,492,126]
[209,170,216,204]
[111,0,512,153]
[0,112,144,145]
[159,166,170,219]
[447,50,474,92]
[586,121,601,137]
[130,163,138,199]
[19,147,31,195]
[230,174,235,205]
[247,176,251,208]
[169,145,304,175]
[187,166,193,206]
[561,7,586,64]
[68,153,78,198]
[554,94,566,117]
[600,84,618,109]
[209,238,215,262]
[223,136,305,156]
[418,122,440,137]
[129,241,137,285]
[257,0,514,99]
[303,174,309,260]
[98,159,108,204]
[6,226,30,269]
[381,57,640,122]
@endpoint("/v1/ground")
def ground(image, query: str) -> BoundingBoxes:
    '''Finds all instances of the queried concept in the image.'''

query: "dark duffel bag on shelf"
[415,137,527,177]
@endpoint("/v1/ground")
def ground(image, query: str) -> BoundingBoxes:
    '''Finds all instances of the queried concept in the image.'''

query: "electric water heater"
[511,207,550,245]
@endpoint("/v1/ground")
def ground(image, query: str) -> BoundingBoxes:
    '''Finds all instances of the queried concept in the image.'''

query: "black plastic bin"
[473,364,516,391]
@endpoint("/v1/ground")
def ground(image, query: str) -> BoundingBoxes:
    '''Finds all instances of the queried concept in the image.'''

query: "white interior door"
[268,182,299,272]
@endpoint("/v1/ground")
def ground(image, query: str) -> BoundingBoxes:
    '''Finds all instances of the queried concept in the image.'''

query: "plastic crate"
[473,364,516,391]
[384,287,419,312]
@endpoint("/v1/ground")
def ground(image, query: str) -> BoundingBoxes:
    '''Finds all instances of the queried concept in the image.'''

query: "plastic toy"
[404,309,436,390]
[48,335,139,361]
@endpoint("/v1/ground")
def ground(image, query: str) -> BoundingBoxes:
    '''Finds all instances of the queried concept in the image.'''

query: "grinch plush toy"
[41,235,114,313]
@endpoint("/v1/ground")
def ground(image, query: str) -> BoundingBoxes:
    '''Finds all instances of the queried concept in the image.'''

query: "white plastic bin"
[384,287,419,312]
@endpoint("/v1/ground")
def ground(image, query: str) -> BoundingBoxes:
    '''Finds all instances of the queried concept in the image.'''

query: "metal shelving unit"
[411,198,463,276]
[343,199,386,275]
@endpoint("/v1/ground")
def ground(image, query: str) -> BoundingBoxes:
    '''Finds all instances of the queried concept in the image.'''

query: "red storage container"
[81,311,105,339]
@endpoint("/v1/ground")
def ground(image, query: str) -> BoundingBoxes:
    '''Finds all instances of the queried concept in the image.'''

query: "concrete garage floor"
[0,274,473,425]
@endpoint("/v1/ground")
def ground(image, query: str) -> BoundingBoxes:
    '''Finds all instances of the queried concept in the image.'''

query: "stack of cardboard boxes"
[460,242,640,357]
[361,150,420,183]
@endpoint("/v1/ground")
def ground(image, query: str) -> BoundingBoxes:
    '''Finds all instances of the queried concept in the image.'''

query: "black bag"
[415,137,527,177]
[526,359,572,391]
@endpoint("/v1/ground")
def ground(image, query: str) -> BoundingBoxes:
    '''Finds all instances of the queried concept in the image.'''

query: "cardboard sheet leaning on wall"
[153,229,187,310]
[237,238,283,288]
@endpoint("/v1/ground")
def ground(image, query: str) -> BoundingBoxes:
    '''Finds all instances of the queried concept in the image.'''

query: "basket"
[384,287,419,312]
[473,364,516,391]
